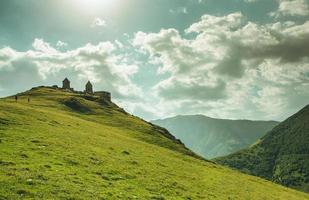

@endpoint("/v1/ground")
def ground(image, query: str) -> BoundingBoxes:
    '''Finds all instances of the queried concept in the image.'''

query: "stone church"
[61,78,111,102]
[85,81,93,94]
[62,78,73,91]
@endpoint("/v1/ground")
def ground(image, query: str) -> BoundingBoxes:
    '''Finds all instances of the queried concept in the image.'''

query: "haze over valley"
[152,115,279,158]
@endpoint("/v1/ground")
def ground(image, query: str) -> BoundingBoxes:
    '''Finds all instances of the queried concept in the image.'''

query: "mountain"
[0,87,308,199]
[215,105,309,193]
[151,115,278,159]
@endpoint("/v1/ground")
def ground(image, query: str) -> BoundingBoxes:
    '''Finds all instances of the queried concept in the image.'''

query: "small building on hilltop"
[62,78,73,91]
[60,78,111,102]
[94,91,111,102]
[85,81,93,94]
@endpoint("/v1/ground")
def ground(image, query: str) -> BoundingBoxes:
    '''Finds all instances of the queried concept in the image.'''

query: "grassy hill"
[152,116,278,159]
[215,105,309,193]
[0,87,308,199]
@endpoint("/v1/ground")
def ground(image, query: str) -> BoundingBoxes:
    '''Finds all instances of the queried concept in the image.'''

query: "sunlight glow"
[73,0,119,14]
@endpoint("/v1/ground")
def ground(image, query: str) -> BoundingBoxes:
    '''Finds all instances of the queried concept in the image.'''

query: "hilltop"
[215,105,309,193]
[0,87,308,199]
[152,115,278,158]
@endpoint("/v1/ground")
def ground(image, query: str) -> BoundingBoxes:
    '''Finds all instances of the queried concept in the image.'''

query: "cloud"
[270,0,309,17]
[243,0,308,17]
[133,12,309,120]
[56,40,68,48]
[91,17,106,28]
[186,12,244,33]
[0,39,142,101]
[32,38,58,54]
[0,47,19,69]
[169,7,188,15]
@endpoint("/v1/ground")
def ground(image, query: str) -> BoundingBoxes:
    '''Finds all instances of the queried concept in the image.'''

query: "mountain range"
[152,115,278,158]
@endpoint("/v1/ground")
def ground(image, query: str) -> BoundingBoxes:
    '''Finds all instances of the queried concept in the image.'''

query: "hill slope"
[215,105,309,193]
[0,87,308,199]
[152,116,278,158]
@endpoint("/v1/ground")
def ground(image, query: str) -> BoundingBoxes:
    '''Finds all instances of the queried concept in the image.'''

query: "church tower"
[85,81,93,94]
[62,78,71,90]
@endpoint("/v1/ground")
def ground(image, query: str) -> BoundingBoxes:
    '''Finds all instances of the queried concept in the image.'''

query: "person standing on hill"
[15,95,18,102]
[28,97,30,103]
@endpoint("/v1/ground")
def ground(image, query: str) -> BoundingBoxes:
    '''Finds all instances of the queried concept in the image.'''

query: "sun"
[73,0,118,14]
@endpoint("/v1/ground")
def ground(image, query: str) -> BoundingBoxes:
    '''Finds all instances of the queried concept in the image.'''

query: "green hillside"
[152,116,278,159]
[0,87,308,199]
[215,105,309,193]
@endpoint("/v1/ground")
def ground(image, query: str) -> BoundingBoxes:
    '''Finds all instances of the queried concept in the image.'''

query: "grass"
[0,87,308,199]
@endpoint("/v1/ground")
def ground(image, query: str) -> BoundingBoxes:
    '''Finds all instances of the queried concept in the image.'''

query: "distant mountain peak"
[151,116,279,159]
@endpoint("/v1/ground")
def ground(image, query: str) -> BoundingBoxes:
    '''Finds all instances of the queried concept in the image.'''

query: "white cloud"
[133,12,309,120]
[56,40,68,48]
[186,12,244,33]
[32,38,58,54]
[270,0,309,17]
[169,7,188,15]
[0,47,20,70]
[91,17,106,28]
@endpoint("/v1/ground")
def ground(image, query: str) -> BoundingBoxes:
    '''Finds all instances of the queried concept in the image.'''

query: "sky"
[0,0,308,121]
